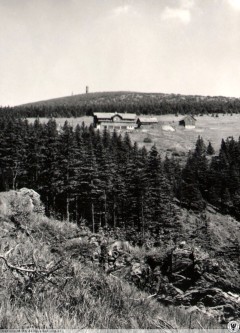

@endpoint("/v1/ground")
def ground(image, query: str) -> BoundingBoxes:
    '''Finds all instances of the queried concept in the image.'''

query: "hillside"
[0,189,174,329]
[0,189,239,328]
[0,89,237,120]
[18,91,239,108]
[5,90,239,118]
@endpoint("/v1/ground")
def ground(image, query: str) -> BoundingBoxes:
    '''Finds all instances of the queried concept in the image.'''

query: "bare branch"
[197,320,207,332]
[0,255,37,273]
[4,247,14,257]
[129,293,157,301]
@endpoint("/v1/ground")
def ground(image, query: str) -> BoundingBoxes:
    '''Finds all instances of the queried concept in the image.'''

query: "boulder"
[18,188,44,214]
[0,188,44,218]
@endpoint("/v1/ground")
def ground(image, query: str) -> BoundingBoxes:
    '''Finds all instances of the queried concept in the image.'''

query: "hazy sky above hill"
[1,0,240,106]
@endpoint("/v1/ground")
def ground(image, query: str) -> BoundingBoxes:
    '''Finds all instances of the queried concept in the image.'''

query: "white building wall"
[185,125,195,129]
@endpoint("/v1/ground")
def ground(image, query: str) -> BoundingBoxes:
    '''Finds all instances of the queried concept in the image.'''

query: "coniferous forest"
[0,116,240,245]
[1,91,240,118]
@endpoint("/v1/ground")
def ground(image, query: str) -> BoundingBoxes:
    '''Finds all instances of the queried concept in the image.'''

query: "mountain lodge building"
[93,112,137,131]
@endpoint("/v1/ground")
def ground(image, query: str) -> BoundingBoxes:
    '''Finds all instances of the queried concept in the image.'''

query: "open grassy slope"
[177,205,240,254]
[131,114,240,153]
[27,114,240,154]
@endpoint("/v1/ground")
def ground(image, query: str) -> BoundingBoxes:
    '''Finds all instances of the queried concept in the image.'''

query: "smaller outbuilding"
[136,117,158,128]
[179,115,196,129]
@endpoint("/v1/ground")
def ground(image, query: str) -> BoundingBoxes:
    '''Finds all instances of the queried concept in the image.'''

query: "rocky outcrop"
[151,242,240,322]
[70,236,239,323]
[18,188,45,214]
[0,188,44,218]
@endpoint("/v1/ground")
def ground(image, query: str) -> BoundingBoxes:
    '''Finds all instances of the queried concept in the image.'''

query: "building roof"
[181,115,197,121]
[100,121,137,127]
[94,112,136,120]
[137,117,158,123]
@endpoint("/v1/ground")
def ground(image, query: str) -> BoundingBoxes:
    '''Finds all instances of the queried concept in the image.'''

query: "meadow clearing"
[27,114,240,154]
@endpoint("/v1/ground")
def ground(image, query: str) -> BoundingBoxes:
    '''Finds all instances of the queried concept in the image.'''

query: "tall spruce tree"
[54,122,82,221]
[144,145,174,241]
[179,151,206,211]
[207,141,215,155]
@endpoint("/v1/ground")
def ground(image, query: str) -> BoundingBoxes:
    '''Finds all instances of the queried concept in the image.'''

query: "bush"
[143,137,152,143]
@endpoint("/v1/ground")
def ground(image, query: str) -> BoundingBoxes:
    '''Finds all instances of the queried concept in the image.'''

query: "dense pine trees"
[178,135,240,218]
[0,116,240,244]
[0,117,180,244]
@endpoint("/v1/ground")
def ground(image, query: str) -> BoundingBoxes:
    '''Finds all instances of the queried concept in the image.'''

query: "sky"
[0,0,240,106]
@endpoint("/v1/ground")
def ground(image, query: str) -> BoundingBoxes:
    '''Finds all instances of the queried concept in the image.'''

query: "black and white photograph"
[0,0,240,330]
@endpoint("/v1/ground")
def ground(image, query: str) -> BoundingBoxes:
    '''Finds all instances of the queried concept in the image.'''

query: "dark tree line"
[1,94,240,118]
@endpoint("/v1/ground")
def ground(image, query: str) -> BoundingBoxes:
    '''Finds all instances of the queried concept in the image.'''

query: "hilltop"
[5,90,239,118]
[18,91,239,108]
